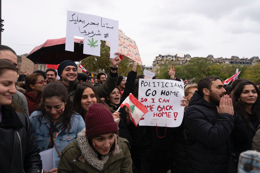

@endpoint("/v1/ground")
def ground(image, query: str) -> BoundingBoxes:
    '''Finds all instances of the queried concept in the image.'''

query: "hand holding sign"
[110,52,121,70]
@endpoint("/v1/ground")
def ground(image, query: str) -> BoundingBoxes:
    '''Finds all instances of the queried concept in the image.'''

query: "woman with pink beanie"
[58,103,133,173]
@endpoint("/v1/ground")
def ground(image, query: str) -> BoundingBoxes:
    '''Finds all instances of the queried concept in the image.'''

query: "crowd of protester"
[0,44,260,173]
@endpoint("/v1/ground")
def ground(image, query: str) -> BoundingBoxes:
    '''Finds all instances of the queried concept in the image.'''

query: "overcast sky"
[3,0,260,66]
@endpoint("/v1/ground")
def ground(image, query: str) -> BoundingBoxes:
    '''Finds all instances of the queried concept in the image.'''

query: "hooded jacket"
[184,91,247,173]
[58,128,132,173]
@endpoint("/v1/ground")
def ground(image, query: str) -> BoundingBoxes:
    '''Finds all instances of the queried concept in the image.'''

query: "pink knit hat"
[85,103,118,138]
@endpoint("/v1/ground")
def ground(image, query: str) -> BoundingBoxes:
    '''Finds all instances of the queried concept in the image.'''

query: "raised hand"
[132,61,138,72]
[112,111,120,125]
[216,95,234,116]
[168,65,176,79]
[110,52,121,68]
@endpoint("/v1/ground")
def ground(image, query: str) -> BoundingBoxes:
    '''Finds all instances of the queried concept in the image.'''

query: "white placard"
[66,11,118,58]
[143,70,155,79]
[138,79,185,127]
[39,148,53,172]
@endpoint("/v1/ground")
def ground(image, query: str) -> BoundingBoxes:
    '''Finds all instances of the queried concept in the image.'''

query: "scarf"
[77,128,120,171]
[0,105,23,129]
[43,112,64,148]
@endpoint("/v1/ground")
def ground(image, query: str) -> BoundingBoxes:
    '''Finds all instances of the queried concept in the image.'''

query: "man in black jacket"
[184,76,247,173]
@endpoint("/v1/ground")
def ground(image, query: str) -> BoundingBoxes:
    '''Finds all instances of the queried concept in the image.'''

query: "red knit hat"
[85,103,118,138]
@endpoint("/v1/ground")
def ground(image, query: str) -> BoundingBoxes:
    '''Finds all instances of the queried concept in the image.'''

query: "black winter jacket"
[184,92,247,173]
[0,105,42,173]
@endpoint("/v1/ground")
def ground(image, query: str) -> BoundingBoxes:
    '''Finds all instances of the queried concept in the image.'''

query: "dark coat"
[0,105,42,173]
[242,112,258,150]
[184,92,247,173]
[120,73,187,172]
[108,103,133,147]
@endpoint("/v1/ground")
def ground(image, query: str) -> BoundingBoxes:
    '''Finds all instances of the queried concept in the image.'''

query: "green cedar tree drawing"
[130,105,135,114]
[87,38,98,48]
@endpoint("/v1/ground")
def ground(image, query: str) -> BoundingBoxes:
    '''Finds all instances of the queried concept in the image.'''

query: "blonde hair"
[184,84,198,96]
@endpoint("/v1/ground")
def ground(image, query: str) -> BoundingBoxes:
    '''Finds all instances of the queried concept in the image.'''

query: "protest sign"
[66,11,118,58]
[138,79,185,127]
[143,70,155,79]
[106,30,142,65]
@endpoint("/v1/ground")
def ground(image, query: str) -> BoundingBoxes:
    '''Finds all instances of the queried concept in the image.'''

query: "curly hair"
[37,82,75,133]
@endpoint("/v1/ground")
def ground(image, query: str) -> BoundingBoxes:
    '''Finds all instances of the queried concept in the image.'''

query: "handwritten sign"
[66,11,118,58]
[138,79,184,127]
[107,30,142,65]
[143,70,155,79]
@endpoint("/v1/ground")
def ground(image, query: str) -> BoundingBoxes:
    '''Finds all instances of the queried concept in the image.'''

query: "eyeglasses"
[35,80,47,84]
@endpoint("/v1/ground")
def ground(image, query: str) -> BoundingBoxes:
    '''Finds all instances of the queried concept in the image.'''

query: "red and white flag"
[222,70,240,85]
[79,64,87,72]
[119,94,148,127]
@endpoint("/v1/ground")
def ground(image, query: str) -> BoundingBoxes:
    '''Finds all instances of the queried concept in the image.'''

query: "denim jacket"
[29,111,85,168]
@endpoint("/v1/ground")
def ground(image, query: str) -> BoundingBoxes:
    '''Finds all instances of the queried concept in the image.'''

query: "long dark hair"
[105,87,120,106]
[232,81,260,129]
[37,82,74,133]
[73,83,101,118]
[73,83,112,119]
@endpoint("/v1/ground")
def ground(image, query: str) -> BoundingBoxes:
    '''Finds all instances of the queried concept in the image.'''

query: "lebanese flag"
[79,64,87,72]
[222,71,241,85]
[119,94,148,127]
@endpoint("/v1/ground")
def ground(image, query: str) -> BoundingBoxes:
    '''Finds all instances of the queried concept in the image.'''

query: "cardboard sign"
[106,30,142,65]
[143,70,155,79]
[66,11,118,58]
[138,79,185,127]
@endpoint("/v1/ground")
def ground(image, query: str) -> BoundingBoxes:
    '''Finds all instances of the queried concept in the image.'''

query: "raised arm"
[121,61,137,102]
[96,53,121,98]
